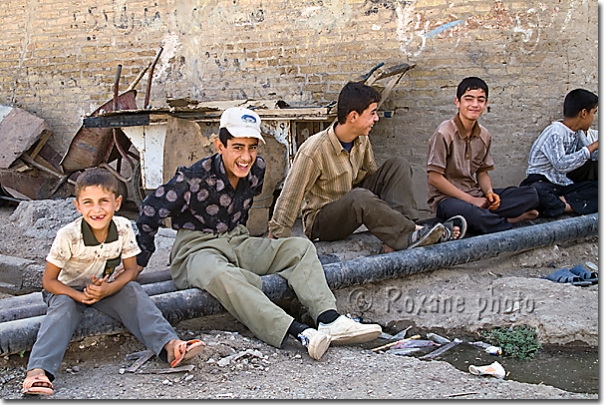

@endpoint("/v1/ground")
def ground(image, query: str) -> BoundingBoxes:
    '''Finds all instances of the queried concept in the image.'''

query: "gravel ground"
[0,320,597,400]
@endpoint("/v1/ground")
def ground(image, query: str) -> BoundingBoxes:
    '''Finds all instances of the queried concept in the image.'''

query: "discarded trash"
[420,338,462,360]
[485,346,503,355]
[585,261,598,273]
[469,361,506,379]
[388,347,421,356]
[125,349,155,373]
[151,364,195,374]
[426,332,451,344]
[217,349,265,367]
[392,339,438,350]
[468,341,503,355]
[390,325,413,341]
[371,335,420,352]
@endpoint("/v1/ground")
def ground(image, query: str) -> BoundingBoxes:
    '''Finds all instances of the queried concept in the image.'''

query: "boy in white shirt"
[521,88,598,217]
[21,168,204,396]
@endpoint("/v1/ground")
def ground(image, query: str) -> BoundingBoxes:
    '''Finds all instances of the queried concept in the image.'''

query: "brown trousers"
[311,157,419,251]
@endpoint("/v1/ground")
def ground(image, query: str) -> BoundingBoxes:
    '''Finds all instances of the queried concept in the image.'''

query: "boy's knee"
[190,264,227,290]
[385,156,412,173]
[47,293,78,313]
[348,188,378,206]
[119,281,143,294]
[280,236,318,257]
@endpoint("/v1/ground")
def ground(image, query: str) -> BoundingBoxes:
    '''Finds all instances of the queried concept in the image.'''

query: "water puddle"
[439,343,598,394]
[365,336,598,394]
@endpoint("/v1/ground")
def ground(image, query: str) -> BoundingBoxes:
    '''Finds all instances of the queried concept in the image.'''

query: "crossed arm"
[42,257,142,305]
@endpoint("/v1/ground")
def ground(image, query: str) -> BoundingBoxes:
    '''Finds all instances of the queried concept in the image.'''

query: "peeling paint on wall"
[395,0,562,58]
[156,33,181,79]
[285,0,353,30]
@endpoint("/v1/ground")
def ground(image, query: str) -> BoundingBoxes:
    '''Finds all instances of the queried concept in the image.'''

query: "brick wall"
[0,0,597,210]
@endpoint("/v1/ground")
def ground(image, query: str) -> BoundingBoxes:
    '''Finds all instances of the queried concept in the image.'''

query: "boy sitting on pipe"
[269,81,463,252]
[135,107,382,362]
[426,77,540,235]
[520,88,598,218]
[21,168,204,396]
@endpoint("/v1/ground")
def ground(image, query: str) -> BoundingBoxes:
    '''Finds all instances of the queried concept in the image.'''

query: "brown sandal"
[21,373,54,396]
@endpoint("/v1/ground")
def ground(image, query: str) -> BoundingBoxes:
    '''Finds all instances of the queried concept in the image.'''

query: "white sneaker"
[299,328,331,360]
[318,316,382,345]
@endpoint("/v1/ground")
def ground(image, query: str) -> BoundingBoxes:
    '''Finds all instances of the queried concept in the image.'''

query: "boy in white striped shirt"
[520,89,598,218]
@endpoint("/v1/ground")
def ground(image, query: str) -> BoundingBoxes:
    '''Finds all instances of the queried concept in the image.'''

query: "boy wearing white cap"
[136,107,382,361]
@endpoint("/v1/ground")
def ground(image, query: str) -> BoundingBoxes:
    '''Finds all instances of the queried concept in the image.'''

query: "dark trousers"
[310,157,419,251]
[436,186,539,235]
[520,171,598,218]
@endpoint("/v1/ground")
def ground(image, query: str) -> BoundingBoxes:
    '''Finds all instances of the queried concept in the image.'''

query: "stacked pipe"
[0,214,597,355]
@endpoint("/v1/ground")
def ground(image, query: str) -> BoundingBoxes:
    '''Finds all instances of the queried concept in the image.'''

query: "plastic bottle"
[469,341,502,355]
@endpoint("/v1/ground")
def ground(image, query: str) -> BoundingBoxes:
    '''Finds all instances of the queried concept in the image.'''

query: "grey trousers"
[27,281,178,381]
[169,225,337,348]
[311,157,419,250]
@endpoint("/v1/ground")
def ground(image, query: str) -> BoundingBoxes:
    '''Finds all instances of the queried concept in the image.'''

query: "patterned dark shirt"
[136,153,265,267]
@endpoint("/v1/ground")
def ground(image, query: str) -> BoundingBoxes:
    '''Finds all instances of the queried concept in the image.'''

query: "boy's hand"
[90,274,109,286]
[75,290,97,305]
[468,196,489,208]
[84,276,114,303]
[485,192,501,211]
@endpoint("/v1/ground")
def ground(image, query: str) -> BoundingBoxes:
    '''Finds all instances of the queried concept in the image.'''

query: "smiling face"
[215,136,259,188]
[74,185,122,241]
[351,102,379,137]
[455,88,488,125]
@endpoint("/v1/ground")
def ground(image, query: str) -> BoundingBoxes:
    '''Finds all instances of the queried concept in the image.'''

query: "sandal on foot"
[21,373,54,396]
[542,268,592,286]
[170,339,206,368]
[408,223,445,249]
[569,264,598,284]
[440,215,467,242]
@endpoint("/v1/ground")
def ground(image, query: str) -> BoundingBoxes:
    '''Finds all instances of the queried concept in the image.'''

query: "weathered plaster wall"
[0,0,597,211]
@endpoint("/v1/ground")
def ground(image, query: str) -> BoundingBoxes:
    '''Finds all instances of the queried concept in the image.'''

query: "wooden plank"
[28,129,52,160]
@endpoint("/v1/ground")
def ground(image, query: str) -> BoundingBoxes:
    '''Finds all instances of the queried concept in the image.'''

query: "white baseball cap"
[219,107,265,144]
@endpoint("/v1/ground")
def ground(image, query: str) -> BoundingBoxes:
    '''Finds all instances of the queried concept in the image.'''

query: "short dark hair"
[337,81,381,124]
[74,167,120,198]
[563,89,598,118]
[456,77,489,100]
[218,127,234,147]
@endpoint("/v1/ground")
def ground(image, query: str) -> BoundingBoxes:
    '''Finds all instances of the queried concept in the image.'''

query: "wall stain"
[396,0,561,58]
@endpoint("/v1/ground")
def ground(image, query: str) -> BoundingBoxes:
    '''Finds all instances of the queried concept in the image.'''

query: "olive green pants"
[170,225,337,347]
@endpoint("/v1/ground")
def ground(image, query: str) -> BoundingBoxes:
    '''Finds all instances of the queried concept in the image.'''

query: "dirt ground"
[0,200,598,400]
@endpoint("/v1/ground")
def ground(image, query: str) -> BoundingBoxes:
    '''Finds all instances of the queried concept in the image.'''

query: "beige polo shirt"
[269,123,377,238]
[426,114,494,213]
[46,216,141,288]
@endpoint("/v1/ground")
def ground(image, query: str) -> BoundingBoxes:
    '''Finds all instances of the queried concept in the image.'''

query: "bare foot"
[508,209,539,224]
[164,338,180,364]
[560,196,575,213]
[25,368,46,378]
[451,225,460,240]
[383,243,395,253]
